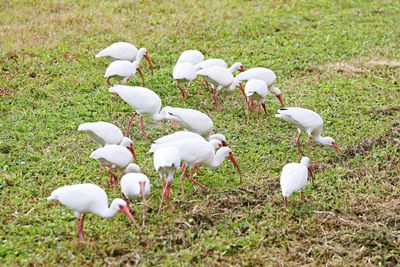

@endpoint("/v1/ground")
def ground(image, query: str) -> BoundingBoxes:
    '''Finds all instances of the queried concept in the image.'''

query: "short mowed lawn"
[1,0,399,265]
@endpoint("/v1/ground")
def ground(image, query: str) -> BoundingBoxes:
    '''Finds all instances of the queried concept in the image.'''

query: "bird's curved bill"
[136,67,144,85]
[119,205,140,233]
[332,142,340,152]
[128,144,138,161]
[276,94,284,107]
[144,52,153,75]
[228,152,242,181]
[239,82,248,103]
[239,66,245,72]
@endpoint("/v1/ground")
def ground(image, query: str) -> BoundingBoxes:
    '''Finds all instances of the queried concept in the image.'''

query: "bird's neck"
[96,207,118,219]
[152,113,165,121]
[206,150,227,168]
[314,135,328,146]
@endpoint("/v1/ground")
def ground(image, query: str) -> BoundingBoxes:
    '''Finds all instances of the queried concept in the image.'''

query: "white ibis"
[161,107,214,139]
[108,85,167,140]
[195,60,244,73]
[280,157,314,207]
[196,66,245,108]
[149,138,241,193]
[77,121,137,160]
[153,131,227,147]
[47,183,140,242]
[96,42,153,74]
[233,67,284,107]
[120,173,150,227]
[276,107,340,154]
[153,146,181,213]
[177,50,204,64]
[173,62,199,98]
[90,145,141,186]
[104,60,144,86]
[244,79,269,120]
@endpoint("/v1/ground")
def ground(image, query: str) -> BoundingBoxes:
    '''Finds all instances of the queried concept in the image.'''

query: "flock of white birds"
[47,41,339,242]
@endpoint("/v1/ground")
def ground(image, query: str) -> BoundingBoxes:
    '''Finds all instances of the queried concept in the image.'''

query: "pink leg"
[176,81,186,99]
[212,89,220,110]
[180,163,187,193]
[197,79,205,96]
[296,133,302,155]
[108,167,114,187]
[98,165,103,177]
[307,136,312,154]
[256,104,261,118]
[284,197,288,207]
[139,115,148,140]
[124,112,137,136]
[77,214,86,242]
[245,98,250,122]
[188,168,208,190]
[194,165,202,173]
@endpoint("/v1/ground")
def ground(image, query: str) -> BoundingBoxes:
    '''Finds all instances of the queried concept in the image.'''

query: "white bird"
[96,42,153,74]
[153,131,227,147]
[47,183,140,242]
[78,121,137,160]
[104,60,144,86]
[153,147,181,213]
[161,107,214,139]
[177,50,204,64]
[120,173,150,227]
[276,107,340,154]
[108,85,167,140]
[149,138,241,193]
[280,157,314,207]
[233,67,284,107]
[90,145,141,186]
[173,62,200,98]
[244,79,269,120]
[195,60,244,73]
[196,66,246,108]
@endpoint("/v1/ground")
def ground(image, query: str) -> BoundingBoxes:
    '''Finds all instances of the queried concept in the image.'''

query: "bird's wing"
[153,131,202,144]
[276,108,323,131]
[177,50,204,64]
[96,42,138,61]
[196,66,233,87]
[105,61,133,77]
[235,67,276,85]
[173,63,196,80]
[153,147,181,170]
[90,145,133,168]
[109,85,162,115]
[78,122,123,145]
[169,108,213,136]
[280,163,308,196]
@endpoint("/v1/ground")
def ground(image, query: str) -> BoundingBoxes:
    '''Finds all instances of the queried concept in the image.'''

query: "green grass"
[1,0,400,265]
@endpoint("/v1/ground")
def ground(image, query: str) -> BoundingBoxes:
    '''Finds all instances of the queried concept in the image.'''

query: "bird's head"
[120,137,137,161]
[110,198,140,232]
[137,47,153,75]
[320,137,340,152]
[123,163,141,174]
[209,133,227,146]
[270,87,284,107]
[160,106,176,120]
[218,147,242,181]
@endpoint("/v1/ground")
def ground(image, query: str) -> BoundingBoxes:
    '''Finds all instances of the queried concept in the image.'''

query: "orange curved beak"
[136,67,144,85]
[332,142,340,152]
[239,82,248,104]
[119,205,141,239]
[228,152,242,182]
[276,94,284,107]
[144,52,153,75]
[128,144,138,162]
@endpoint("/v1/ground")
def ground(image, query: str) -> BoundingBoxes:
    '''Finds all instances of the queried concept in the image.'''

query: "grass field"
[1,0,400,265]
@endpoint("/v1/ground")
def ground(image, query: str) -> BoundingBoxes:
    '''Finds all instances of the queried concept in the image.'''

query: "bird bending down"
[177,50,204,65]
[108,85,167,140]
[104,60,144,86]
[153,146,181,213]
[196,66,246,109]
[47,183,140,242]
[162,107,214,139]
[153,131,227,147]
[149,138,241,193]
[233,67,284,107]
[90,145,141,186]
[280,157,314,207]
[276,107,339,154]
[96,43,153,74]
[120,172,150,227]
[77,121,137,161]
[244,79,269,121]
[173,62,199,98]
